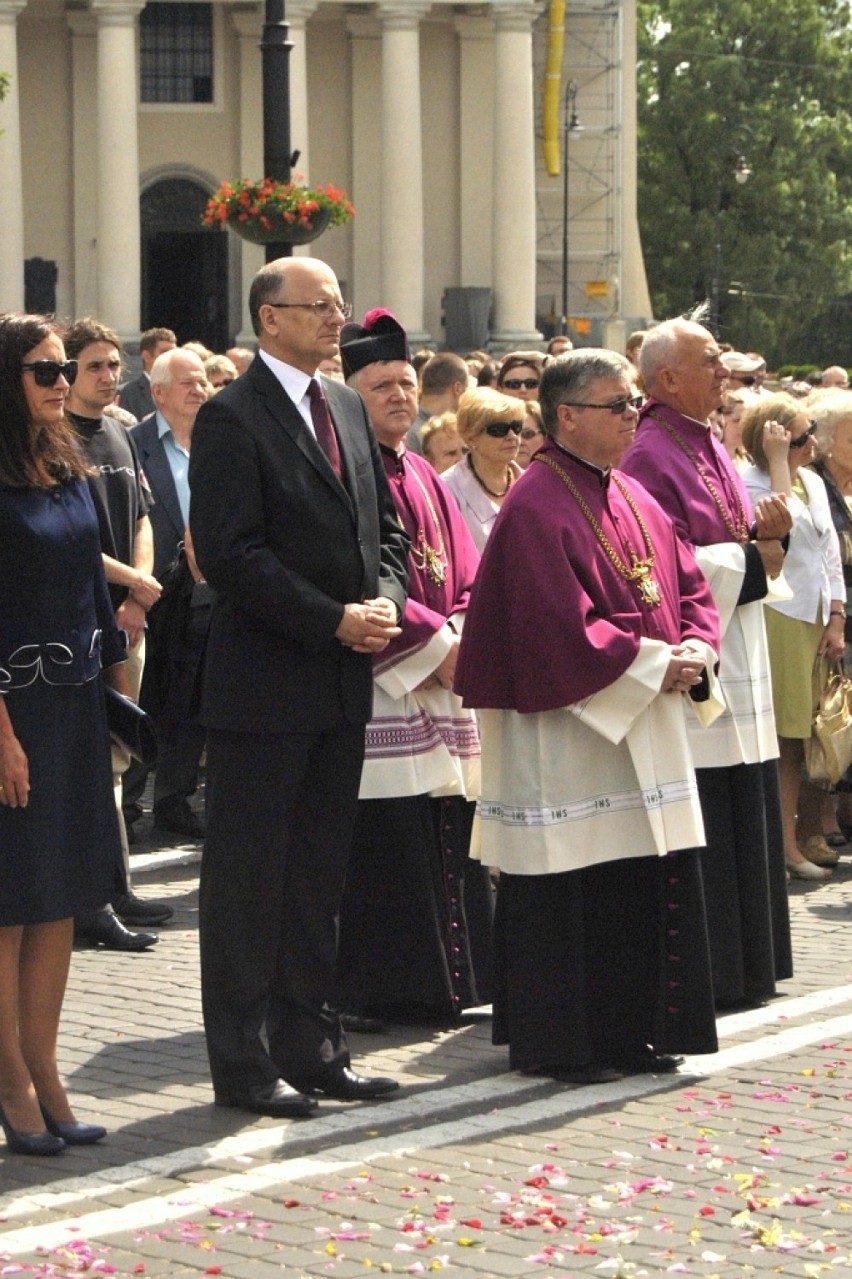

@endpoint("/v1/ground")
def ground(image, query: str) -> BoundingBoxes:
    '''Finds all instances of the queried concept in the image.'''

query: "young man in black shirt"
[64,318,173,950]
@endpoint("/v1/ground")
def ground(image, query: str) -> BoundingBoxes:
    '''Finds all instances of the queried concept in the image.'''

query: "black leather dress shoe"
[153,807,206,840]
[214,1079,318,1119]
[542,1064,624,1085]
[74,908,159,952]
[113,891,174,927]
[289,1065,400,1101]
[339,1012,387,1035]
[617,1049,684,1075]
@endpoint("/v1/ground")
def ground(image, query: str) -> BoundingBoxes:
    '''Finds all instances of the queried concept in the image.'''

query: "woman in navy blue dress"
[0,313,128,1155]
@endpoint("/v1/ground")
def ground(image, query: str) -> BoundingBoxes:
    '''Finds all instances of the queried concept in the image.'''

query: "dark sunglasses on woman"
[21,359,78,387]
[501,377,539,391]
[483,419,524,438]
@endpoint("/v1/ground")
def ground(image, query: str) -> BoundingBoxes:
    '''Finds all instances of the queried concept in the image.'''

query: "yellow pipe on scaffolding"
[542,0,565,177]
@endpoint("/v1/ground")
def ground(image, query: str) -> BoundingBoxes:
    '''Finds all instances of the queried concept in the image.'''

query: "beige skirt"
[764,608,824,739]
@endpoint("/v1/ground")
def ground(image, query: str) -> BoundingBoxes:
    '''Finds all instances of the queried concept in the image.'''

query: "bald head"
[249,257,348,374]
[822,365,850,389]
[639,318,729,422]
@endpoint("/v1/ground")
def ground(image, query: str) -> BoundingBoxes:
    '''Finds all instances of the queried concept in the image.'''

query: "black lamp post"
[261,0,296,262]
[559,80,581,337]
[710,151,752,336]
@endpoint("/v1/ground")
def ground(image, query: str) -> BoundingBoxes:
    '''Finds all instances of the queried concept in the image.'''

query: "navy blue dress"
[0,478,125,925]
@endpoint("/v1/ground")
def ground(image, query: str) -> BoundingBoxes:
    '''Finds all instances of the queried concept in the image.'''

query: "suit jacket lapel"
[137,420,184,538]
[249,359,355,514]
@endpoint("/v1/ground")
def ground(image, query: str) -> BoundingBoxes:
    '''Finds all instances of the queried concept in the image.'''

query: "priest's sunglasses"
[562,393,644,415]
[21,359,78,387]
[482,419,524,438]
[266,299,353,320]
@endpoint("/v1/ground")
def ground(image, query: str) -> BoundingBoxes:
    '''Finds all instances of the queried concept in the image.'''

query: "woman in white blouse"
[742,395,846,881]
[441,388,524,552]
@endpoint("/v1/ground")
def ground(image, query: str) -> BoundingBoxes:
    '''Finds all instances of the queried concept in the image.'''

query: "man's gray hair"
[638,310,712,394]
[539,349,632,437]
[150,346,204,388]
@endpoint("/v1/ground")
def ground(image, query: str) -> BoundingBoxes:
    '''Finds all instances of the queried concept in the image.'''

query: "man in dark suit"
[128,349,208,840]
[189,257,410,1119]
[118,327,176,422]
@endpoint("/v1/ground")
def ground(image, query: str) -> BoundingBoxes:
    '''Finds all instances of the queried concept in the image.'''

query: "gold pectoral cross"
[629,558,662,607]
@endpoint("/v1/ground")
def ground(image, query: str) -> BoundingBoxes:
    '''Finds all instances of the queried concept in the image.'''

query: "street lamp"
[261,0,297,261]
[710,147,753,336]
[559,80,582,337]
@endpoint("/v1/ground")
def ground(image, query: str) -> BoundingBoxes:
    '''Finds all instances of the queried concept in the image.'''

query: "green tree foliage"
[637,0,852,364]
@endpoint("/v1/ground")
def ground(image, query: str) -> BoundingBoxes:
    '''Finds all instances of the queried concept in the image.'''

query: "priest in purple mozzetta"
[454,349,722,1084]
[333,310,493,1024]
[620,318,794,1010]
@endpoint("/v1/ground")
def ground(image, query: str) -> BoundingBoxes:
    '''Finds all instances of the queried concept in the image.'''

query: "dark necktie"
[307,378,343,480]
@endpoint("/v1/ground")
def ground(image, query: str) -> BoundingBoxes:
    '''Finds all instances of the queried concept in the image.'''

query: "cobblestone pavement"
[3,812,852,1277]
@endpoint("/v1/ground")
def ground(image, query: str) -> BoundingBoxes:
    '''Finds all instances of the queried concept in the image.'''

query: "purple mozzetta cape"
[454,440,720,713]
[621,399,754,546]
[373,447,481,672]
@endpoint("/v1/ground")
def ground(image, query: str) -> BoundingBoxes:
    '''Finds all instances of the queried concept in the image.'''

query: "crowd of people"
[1,264,850,1153]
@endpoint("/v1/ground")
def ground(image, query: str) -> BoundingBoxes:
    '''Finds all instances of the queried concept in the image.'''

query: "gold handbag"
[804,656,852,785]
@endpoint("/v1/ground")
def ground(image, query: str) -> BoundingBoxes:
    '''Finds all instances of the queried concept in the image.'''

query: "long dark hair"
[0,312,89,488]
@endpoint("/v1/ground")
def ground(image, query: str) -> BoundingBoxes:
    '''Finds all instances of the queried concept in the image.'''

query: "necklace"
[468,452,513,499]
[646,410,750,543]
[406,463,448,586]
[534,452,662,607]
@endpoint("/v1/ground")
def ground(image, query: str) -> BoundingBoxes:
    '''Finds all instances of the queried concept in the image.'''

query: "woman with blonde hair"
[441,388,524,551]
[741,394,845,882]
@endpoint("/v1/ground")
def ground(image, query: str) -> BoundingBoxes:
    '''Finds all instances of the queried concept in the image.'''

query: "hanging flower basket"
[202,176,355,246]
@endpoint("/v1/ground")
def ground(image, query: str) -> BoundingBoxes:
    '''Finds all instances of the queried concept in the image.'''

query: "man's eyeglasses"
[562,394,643,415]
[266,299,353,320]
[789,421,818,449]
[482,419,524,438]
[501,377,540,391]
[21,359,78,387]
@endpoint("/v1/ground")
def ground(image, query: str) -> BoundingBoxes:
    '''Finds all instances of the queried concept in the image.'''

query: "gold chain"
[533,453,662,607]
[406,462,448,586]
[646,410,750,543]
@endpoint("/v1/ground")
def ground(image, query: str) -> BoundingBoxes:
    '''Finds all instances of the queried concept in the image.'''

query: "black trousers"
[199,721,365,1099]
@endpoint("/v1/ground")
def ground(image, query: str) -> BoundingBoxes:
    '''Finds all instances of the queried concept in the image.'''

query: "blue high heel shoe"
[40,1104,106,1146]
[0,1104,65,1156]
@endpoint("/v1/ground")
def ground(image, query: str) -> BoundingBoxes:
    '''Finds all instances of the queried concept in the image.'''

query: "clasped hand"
[662,643,705,695]
[335,598,401,653]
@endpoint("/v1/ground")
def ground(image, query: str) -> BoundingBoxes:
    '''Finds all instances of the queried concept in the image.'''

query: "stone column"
[232,5,265,343]
[347,13,381,318]
[68,10,98,320]
[286,0,317,182]
[455,15,495,289]
[377,0,431,346]
[490,0,542,346]
[92,0,145,345]
[0,0,27,310]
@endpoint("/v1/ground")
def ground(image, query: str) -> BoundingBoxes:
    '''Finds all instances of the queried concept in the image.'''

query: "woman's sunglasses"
[789,421,817,449]
[483,420,524,438]
[22,359,78,387]
[501,377,540,391]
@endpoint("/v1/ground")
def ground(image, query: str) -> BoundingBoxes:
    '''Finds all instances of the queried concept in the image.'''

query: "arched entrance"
[140,177,228,351]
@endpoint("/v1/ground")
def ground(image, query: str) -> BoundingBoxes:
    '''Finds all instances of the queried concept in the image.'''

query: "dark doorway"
[141,178,228,350]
